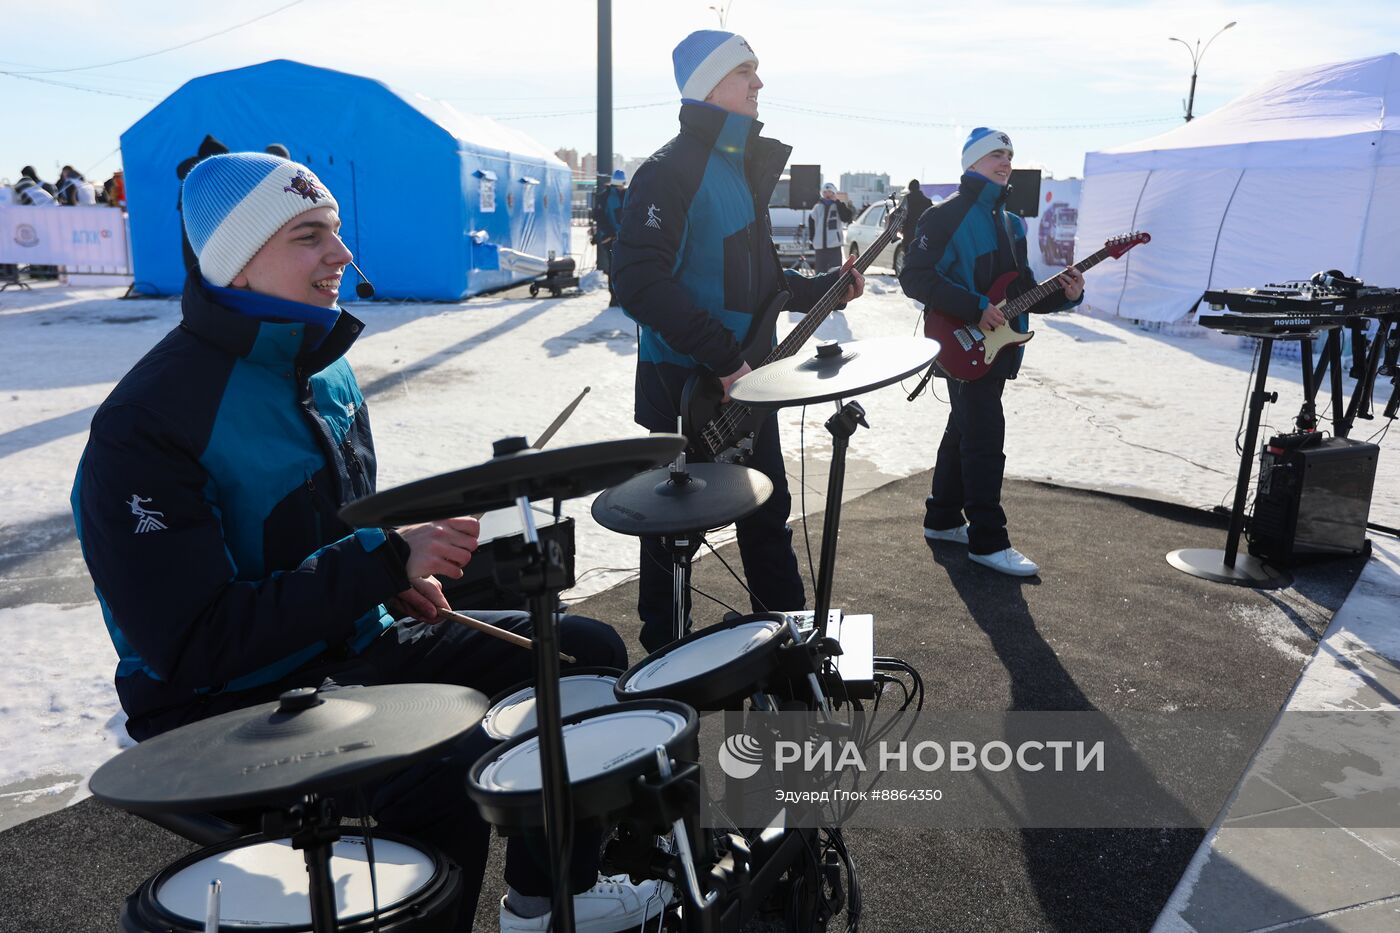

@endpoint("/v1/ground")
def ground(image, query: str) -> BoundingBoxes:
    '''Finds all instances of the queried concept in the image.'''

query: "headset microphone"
[348,260,375,299]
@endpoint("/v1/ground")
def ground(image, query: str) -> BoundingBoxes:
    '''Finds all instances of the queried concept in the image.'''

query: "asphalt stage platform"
[0,472,1387,933]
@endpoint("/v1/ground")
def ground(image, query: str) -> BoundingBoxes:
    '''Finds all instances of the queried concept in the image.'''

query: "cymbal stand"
[812,400,868,642]
[662,451,704,644]
[261,794,343,933]
[663,531,702,644]
[493,478,577,930]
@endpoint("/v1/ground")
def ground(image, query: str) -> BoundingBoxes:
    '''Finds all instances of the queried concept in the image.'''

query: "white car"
[845,196,938,274]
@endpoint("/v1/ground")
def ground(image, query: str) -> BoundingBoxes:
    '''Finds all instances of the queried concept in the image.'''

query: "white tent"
[1077,53,1400,323]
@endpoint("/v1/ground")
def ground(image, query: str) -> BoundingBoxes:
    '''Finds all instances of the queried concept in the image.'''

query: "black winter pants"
[925,376,1012,555]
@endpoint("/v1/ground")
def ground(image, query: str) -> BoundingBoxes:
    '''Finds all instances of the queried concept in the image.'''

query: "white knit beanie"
[182,153,339,286]
[961,127,1014,173]
[672,30,759,101]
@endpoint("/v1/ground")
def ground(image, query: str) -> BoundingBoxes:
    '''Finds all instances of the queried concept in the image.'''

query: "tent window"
[521,179,538,214]
[474,169,497,213]
[520,176,540,214]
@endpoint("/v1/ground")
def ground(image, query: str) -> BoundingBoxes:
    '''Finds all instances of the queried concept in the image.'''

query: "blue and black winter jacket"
[613,103,839,429]
[899,172,1082,379]
[71,275,410,740]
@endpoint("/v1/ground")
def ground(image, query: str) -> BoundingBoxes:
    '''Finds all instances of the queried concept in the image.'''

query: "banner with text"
[0,205,130,269]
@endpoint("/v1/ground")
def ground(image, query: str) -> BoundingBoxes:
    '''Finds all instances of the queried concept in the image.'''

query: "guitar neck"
[764,214,900,365]
[1002,248,1112,322]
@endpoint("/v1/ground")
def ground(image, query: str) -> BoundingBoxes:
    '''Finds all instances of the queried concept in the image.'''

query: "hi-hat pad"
[730,337,939,407]
[89,684,489,814]
[592,462,773,536]
[341,435,686,527]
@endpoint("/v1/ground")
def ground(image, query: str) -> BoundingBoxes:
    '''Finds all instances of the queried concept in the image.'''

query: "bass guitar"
[681,199,909,463]
[923,231,1150,381]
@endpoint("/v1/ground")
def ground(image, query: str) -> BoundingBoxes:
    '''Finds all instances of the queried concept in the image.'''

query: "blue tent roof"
[121,59,571,300]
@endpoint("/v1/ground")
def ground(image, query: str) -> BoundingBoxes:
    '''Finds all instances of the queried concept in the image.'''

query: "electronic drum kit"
[89,336,938,932]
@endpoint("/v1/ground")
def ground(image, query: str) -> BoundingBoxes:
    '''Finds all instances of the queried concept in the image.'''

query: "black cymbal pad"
[729,337,939,407]
[592,462,773,536]
[341,435,686,527]
[89,684,489,815]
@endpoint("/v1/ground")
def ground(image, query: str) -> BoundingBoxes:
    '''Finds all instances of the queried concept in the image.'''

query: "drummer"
[71,152,664,931]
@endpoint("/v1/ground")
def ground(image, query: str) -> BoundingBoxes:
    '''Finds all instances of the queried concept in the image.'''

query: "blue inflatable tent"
[121,59,572,300]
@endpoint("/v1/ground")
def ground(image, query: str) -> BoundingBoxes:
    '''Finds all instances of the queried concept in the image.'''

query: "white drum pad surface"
[620,620,781,692]
[476,707,689,792]
[156,836,433,924]
[483,674,619,741]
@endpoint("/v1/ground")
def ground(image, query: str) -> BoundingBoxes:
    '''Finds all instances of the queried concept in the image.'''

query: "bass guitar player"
[612,28,864,651]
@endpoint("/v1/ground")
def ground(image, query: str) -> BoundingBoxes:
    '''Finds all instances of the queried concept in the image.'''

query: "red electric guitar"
[923,231,1150,381]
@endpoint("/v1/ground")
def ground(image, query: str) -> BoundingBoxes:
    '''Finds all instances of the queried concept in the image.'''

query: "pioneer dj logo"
[717,733,764,779]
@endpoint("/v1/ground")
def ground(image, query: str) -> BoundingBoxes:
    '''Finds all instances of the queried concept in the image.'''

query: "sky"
[4,1,1400,188]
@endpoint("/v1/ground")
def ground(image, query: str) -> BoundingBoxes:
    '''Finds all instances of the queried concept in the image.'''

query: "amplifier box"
[1248,435,1378,563]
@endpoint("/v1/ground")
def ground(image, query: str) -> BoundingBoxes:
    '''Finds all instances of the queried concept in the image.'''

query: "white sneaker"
[969,547,1039,577]
[924,524,969,544]
[499,874,673,933]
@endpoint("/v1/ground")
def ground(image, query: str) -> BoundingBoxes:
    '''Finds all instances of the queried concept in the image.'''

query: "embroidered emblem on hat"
[128,494,167,534]
[739,39,755,55]
[998,133,1011,146]
[645,204,662,230]
[283,170,327,203]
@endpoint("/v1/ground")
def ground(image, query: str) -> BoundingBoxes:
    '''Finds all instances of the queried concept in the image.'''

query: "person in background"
[265,143,291,159]
[806,180,852,272]
[175,134,230,271]
[106,170,126,210]
[898,128,1083,578]
[592,168,627,305]
[15,166,57,206]
[900,178,933,251]
[57,166,98,205]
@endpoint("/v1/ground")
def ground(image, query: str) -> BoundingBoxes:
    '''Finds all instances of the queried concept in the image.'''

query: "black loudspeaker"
[1248,435,1378,563]
[1005,169,1042,218]
[789,164,821,210]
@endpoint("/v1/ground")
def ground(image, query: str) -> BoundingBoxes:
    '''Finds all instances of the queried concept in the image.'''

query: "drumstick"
[532,385,590,451]
[438,607,577,663]
[469,386,591,522]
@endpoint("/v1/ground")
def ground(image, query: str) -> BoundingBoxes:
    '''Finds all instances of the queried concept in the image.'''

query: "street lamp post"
[1169,21,1236,121]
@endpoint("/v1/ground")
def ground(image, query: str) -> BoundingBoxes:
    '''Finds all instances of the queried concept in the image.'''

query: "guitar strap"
[997,205,1029,282]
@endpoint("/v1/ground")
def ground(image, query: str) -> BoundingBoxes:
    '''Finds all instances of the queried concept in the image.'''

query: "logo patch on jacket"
[644,204,662,230]
[917,234,929,251]
[283,170,327,203]
[127,495,167,534]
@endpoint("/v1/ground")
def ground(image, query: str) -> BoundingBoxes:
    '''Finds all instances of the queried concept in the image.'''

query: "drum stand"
[494,493,578,931]
[260,795,344,933]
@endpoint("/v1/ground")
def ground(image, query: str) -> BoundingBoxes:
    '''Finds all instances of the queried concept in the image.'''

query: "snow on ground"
[1,238,1397,812]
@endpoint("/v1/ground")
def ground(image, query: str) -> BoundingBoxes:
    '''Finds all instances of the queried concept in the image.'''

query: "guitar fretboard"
[1002,247,1112,322]
[704,201,909,454]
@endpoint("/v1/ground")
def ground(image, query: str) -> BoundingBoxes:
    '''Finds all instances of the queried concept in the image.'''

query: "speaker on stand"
[789,164,821,211]
[1005,168,1042,218]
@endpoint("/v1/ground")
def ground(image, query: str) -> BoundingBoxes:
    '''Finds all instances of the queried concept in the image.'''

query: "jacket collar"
[960,172,1011,210]
[677,103,792,208]
[181,271,364,375]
